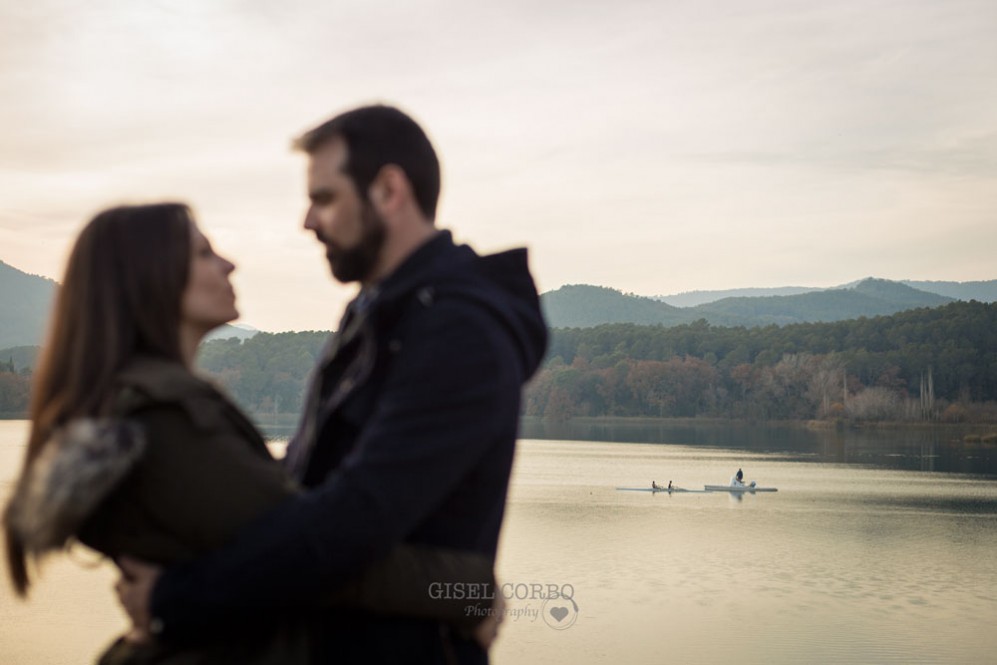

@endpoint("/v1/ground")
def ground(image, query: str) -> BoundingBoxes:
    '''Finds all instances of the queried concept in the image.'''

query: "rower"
[730,468,745,487]
[652,481,660,490]
[667,480,673,490]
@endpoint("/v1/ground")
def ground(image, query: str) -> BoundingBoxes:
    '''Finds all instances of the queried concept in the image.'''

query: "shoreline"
[520,414,997,430]
[4,412,997,429]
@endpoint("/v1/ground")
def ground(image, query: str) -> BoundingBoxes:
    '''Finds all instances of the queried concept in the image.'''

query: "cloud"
[1,0,995,328]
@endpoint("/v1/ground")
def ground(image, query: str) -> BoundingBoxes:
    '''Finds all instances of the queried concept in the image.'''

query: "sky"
[1,0,995,332]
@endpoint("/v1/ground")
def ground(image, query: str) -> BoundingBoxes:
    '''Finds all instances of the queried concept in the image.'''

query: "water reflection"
[2,418,996,665]
[492,439,997,665]
[519,417,997,476]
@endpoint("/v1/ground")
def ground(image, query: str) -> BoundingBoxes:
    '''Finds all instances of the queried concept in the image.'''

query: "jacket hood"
[375,231,548,380]
[468,247,549,379]
[4,420,145,558]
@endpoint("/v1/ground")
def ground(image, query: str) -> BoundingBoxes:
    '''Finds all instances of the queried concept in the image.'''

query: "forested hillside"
[544,278,953,328]
[0,353,31,416]
[903,279,997,302]
[532,301,997,421]
[196,331,327,415]
[0,261,56,348]
[657,286,820,307]
[3,302,995,423]
[657,278,997,307]
[0,333,326,418]
[541,284,691,327]
[694,278,952,326]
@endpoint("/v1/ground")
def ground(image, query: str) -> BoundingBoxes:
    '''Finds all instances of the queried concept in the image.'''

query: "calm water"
[2,419,996,664]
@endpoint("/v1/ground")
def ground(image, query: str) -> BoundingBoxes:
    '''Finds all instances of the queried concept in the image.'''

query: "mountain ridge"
[656,278,997,307]
[3,257,995,342]
[0,260,57,349]
[0,259,260,347]
[542,277,964,329]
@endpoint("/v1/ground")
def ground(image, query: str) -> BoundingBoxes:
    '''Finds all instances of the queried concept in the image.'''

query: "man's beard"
[324,203,386,284]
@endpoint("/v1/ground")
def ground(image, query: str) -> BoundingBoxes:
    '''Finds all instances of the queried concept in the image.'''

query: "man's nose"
[303,207,317,231]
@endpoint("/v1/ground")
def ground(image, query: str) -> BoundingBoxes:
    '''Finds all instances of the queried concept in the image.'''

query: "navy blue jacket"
[150,231,547,662]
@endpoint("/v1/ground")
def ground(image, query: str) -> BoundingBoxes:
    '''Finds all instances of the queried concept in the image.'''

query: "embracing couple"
[4,104,547,664]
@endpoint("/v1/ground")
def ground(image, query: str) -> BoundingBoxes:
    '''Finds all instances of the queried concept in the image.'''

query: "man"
[118,105,547,662]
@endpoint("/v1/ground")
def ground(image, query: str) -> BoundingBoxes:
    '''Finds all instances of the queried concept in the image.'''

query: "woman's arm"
[91,397,498,637]
[80,401,296,562]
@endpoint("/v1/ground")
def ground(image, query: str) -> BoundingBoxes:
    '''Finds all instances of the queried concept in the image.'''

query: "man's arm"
[146,303,521,641]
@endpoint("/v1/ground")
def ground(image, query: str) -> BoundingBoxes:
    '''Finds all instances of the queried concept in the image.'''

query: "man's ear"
[369,165,410,213]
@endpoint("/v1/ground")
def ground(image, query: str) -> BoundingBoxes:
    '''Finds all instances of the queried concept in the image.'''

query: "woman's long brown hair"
[4,203,192,595]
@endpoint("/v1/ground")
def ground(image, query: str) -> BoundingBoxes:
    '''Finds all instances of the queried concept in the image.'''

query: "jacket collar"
[114,355,263,446]
[366,230,474,309]
[115,355,217,403]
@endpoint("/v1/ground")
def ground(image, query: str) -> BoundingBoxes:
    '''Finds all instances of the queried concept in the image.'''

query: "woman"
[3,203,498,663]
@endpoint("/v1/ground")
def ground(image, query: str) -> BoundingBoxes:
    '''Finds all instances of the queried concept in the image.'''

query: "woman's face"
[180,222,238,335]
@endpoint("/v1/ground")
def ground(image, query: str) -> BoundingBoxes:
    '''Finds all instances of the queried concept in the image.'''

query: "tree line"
[0,333,328,418]
[196,331,328,416]
[0,355,31,415]
[2,301,995,423]
[530,301,997,421]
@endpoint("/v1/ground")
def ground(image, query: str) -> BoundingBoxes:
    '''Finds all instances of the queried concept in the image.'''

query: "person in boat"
[730,468,745,487]
[652,481,660,490]
[3,203,500,663]
[667,480,673,490]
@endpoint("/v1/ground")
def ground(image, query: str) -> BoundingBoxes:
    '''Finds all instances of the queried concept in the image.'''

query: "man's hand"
[115,556,163,642]
[473,591,505,650]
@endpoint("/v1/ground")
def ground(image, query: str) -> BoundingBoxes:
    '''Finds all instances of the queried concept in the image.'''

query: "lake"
[1,419,996,664]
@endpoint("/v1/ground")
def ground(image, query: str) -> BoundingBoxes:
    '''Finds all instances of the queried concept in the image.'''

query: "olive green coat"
[9,356,490,664]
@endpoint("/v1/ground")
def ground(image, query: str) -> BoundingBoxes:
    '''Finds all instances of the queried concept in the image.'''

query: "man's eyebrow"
[309,187,333,202]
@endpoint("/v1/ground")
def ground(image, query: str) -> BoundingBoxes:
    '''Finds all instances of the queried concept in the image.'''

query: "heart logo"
[542,597,579,630]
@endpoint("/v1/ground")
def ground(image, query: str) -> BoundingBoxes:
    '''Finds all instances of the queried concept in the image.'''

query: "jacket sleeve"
[333,545,496,634]
[81,402,297,562]
[149,301,520,640]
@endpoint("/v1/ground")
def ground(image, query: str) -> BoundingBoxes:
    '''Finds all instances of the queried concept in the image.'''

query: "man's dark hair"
[294,105,441,220]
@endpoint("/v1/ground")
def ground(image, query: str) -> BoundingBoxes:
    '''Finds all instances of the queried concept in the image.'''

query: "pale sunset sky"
[1,0,995,332]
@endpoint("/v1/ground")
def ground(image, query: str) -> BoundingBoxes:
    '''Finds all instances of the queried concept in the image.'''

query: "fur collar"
[5,419,146,557]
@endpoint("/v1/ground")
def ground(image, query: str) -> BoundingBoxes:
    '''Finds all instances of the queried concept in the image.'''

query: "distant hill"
[205,323,259,342]
[658,278,997,307]
[0,261,56,348]
[543,278,955,328]
[541,285,693,328]
[656,286,822,307]
[850,278,954,307]
[0,258,262,348]
[902,279,997,303]
[694,278,953,326]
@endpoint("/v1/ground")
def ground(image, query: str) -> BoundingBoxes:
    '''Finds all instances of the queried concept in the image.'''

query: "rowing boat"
[615,486,689,493]
[704,484,777,492]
